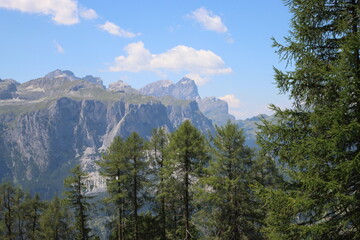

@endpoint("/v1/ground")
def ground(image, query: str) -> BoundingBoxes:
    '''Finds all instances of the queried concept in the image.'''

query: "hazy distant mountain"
[0,78,19,99]
[108,80,138,94]
[196,97,236,126]
[140,77,237,126]
[139,77,200,100]
[237,114,274,148]
[0,70,213,198]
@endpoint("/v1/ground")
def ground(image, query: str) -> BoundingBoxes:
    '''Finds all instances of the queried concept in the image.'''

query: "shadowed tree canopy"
[257,0,360,239]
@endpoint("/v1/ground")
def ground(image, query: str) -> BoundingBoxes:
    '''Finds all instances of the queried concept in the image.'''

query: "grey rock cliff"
[197,97,236,126]
[0,70,214,198]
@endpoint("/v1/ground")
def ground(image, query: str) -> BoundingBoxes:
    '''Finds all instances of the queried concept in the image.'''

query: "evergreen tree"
[148,127,169,240]
[0,183,46,240]
[64,164,92,240]
[124,132,147,240]
[25,193,44,240]
[39,196,73,240]
[163,120,209,239]
[0,182,17,240]
[97,136,129,240]
[197,121,262,239]
[257,0,360,238]
[98,133,148,240]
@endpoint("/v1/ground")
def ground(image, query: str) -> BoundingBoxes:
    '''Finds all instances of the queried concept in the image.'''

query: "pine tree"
[0,182,17,239]
[164,120,209,239]
[148,127,169,240]
[97,136,129,240]
[26,193,44,240]
[39,196,73,240]
[64,164,92,240]
[98,133,148,240]
[124,132,147,240]
[197,121,262,239]
[257,0,360,238]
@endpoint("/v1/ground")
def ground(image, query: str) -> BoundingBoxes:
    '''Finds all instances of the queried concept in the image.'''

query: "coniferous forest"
[1,0,360,239]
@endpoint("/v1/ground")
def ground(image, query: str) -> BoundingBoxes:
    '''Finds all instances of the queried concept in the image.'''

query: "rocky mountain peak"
[45,69,77,81]
[172,77,199,100]
[139,77,199,100]
[82,75,104,88]
[108,80,138,94]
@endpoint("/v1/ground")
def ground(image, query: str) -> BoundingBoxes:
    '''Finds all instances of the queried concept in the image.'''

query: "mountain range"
[0,70,269,198]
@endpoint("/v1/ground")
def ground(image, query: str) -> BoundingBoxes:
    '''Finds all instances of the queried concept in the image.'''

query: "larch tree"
[257,0,360,239]
[164,120,209,239]
[197,121,262,240]
[148,127,169,240]
[64,164,92,240]
[98,133,148,240]
[124,132,147,240]
[39,195,73,240]
[97,136,129,240]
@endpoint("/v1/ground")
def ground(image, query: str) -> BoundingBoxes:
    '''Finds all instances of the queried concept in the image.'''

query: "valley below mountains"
[0,70,269,198]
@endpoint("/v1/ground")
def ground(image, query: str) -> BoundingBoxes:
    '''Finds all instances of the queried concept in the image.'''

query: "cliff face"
[0,70,214,198]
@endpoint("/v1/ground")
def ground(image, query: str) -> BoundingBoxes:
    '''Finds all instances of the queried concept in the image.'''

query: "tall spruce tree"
[257,0,360,238]
[164,120,209,239]
[148,127,169,240]
[98,133,148,240]
[64,165,92,240]
[97,136,129,240]
[124,132,147,240]
[197,121,262,239]
[0,182,17,239]
[39,196,73,240]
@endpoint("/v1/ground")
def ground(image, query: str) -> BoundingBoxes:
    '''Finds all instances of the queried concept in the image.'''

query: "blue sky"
[0,0,292,119]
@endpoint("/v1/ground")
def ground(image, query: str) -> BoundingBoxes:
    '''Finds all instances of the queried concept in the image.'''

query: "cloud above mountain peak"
[108,41,232,85]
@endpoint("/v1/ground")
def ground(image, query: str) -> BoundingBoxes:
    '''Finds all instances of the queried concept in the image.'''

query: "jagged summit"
[108,80,138,94]
[173,77,199,100]
[44,69,77,80]
[21,69,105,90]
[139,77,199,100]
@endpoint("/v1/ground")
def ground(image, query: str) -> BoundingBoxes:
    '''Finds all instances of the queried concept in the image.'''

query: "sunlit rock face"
[0,70,214,199]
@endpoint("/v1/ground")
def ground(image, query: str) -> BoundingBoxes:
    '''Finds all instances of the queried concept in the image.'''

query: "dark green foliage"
[97,136,128,240]
[64,164,93,240]
[197,121,263,239]
[163,120,209,239]
[39,195,73,239]
[148,127,169,240]
[257,0,360,238]
[0,182,46,240]
[97,132,148,240]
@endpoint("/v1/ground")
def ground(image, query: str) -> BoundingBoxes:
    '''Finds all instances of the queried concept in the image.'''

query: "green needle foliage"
[98,132,148,240]
[124,132,147,240]
[163,120,209,240]
[257,0,360,239]
[148,127,169,240]
[64,164,93,240]
[97,136,129,240]
[39,195,73,240]
[197,121,262,240]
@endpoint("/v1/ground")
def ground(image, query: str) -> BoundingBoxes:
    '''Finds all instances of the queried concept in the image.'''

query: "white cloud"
[219,95,278,119]
[80,8,98,20]
[54,40,64,54]
[220,94,241,108]
[0,0,98,25]
[184,73,208,86]
[188,7,228,33]
[98,21,139,38]
[108,41,232,85]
